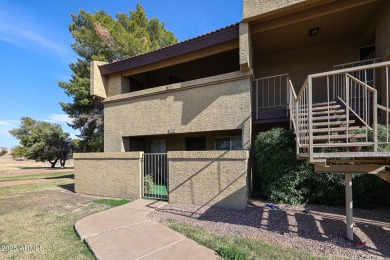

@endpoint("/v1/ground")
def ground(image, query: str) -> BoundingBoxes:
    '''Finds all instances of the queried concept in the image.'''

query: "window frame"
[214,136,242,150]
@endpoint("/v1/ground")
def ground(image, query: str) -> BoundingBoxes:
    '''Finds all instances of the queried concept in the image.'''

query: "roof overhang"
[99,23,239,76]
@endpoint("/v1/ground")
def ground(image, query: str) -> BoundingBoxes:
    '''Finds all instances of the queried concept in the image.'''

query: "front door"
[151,139,166,153]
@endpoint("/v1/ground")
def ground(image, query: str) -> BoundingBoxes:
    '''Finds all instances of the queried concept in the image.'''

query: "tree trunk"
[60,159,66,169]
[49,158,58,168]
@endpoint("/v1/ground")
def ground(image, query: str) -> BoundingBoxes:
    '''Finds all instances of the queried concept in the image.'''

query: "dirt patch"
[0,179,55,187]
[0,154,73,177]
[148,199,390,259]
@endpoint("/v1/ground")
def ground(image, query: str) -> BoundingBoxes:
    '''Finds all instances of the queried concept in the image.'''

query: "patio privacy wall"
[167,151,249,210]
[74,152,142,199]
[74,151,249,209]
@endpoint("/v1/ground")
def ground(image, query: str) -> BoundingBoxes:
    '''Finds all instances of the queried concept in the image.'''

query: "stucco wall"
[239,23,252,71]
[243,0,318,21]
[90,61,108,98]
[74,152,142,199]
[376,2,390,61]
[168,151,249,210]
[253,37,359,103]
[103,71,252,152]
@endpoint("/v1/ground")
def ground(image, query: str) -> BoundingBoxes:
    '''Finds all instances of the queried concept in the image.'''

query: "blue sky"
[0,0,242,148]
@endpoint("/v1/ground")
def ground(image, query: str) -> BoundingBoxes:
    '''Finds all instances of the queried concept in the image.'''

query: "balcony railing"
[253,74,291,120]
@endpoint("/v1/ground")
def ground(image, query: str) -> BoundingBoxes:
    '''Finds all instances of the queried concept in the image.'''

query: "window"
[215,136,242,150]
[185,137,206,151]
[125,137,146,152]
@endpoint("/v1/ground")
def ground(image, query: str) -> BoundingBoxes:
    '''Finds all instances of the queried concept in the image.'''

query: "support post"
[345,173,353,241]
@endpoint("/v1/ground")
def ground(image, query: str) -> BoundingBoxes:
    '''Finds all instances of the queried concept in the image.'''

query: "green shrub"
[354,124,390,151]
[217,247,249,260]
[144,175,154,193]
[254,128,385,207]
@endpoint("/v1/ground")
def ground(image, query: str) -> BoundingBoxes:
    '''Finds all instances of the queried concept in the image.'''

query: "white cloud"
[47,114,73,124]
[0,120,19,135]
[0,2,71,58]
[0,120,20,148]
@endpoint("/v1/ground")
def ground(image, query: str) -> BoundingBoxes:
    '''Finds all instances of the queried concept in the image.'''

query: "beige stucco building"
[75,0,390,210]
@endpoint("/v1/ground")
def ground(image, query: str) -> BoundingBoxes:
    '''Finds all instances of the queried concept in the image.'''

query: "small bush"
[0,146,8,156]
[254,128,385,207]
[144,175,155,193]
[217,247,249,260]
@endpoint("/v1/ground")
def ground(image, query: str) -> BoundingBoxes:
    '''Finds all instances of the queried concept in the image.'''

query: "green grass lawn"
[0,172,74,182]
[0,172,118,259]
[167,220,324,260]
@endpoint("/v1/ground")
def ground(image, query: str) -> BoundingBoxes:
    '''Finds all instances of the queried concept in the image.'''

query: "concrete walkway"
[75,199,218,260]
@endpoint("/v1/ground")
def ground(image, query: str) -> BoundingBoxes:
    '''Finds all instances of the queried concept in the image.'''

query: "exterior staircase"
[288,61,390,178]
[286,60,390,241]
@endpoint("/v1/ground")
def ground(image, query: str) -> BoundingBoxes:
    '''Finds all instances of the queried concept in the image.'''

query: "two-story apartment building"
[75,0,390,224]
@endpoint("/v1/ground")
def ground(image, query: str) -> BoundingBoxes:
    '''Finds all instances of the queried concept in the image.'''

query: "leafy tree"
[10,146,29,158]
[9,117,73,168]
[58,4,178,152]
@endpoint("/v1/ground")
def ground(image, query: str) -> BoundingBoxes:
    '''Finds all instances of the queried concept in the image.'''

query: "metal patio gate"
[142,153,168,200]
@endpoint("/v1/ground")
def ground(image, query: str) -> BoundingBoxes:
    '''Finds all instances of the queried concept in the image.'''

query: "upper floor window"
[215,136,242,150]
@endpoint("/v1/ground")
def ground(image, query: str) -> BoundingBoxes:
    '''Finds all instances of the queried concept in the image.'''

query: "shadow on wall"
[175,83,248,126]
[106,82,248,132]
[169,151,248,210]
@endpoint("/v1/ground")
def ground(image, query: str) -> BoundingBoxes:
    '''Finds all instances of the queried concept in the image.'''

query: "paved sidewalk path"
[75,199,218,260]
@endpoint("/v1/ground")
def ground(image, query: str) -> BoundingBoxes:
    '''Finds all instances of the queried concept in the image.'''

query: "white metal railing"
[337,74,377,148]
[290,61,390,162]
[333,57,382,70]
[333,57,382,100]
[288,79,297,131]
[253,74,290,120]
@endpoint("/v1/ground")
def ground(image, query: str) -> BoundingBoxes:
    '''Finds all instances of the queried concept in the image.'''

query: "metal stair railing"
[337,73,377,150]
[289,61,390,162]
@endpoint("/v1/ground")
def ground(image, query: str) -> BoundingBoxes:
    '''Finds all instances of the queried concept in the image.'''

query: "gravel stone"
[148,199,390,259]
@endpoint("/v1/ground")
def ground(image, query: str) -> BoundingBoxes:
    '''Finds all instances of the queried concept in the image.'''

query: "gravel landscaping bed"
[148,199,390,259]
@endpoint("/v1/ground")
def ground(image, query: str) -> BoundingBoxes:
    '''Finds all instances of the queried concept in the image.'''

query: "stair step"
[312,105,341,112]
[300,142,372,148]
[299,105,341,112]
[312,101,337,107]
[311,126,361,133]
[301,133,366,142]
[312,115,347,122]
[312,109,345,116]
[312,133,366,142]
[299,151,388,158]
[312,120,355,127]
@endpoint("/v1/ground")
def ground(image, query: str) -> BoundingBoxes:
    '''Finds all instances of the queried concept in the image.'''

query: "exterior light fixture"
[309,27,320,37]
